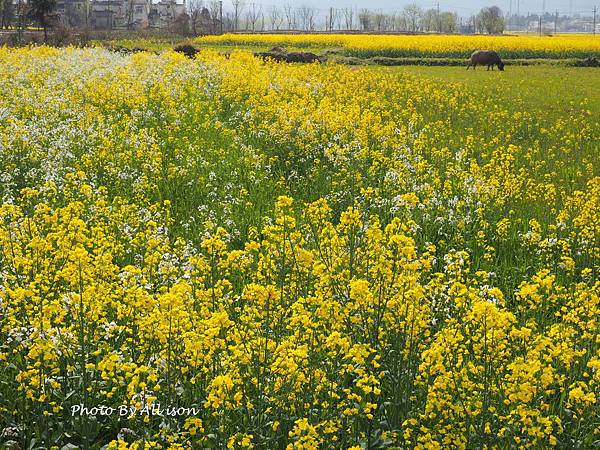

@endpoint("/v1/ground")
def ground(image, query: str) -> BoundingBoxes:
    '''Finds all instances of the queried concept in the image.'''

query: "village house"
[53,0,186,30]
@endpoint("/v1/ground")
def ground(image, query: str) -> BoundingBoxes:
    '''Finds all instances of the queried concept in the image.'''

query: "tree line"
[0,0,57,39]
[185,1,509,35]
[0,0,507,37]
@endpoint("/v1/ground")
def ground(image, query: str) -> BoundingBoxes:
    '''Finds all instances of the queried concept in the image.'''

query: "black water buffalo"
[466,50,505,71]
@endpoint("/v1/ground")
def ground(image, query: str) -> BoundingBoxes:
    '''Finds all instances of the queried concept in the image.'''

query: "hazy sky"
[252,0,596,16]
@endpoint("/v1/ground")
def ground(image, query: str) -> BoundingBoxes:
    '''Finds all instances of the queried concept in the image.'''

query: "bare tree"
[269,5,283,30]
[1,0,15,28]
[388,12,397,31]
[343,7,354,30]
[125,0,135,29]
[395,13,407,31]
[28,0,56,40]
[208,0,220,33]
[358,8,371,30]
[403,3,422,32]
[283,3,296,29]
[334,10,343,29]
[245,2,261,30]
[326,7,337,31]
[298,5,315,30]
[231,0,244,31]
[374,11,386,30]
[188,0,205,35]
[223,11,234,30]
[172,12,191,35]
[15,0,26,42]
[421,8,437,31]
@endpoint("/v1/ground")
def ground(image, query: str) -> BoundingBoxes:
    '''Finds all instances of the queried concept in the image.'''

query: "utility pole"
[436,2,440,33]
[594,6,597,35]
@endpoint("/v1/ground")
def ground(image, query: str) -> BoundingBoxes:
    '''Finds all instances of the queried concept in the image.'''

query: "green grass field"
[395,65,600,112]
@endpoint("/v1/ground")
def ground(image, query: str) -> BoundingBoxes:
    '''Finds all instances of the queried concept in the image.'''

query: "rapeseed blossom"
[198,33,600,59]
[0,46,597,449]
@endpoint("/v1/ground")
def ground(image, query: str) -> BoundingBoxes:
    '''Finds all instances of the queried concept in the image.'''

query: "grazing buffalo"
[466,50,505,71]
[173,44,200,59]
[253,50,322,64]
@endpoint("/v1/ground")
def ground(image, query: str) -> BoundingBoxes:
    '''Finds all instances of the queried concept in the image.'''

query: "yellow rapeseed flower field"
[198,33,600,58]
[0,45,598,449]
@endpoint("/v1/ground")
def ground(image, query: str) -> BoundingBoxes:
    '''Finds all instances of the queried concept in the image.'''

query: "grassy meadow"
[0,40,598,450]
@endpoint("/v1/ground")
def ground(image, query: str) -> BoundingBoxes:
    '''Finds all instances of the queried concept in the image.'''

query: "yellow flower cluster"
[0,46,597,448]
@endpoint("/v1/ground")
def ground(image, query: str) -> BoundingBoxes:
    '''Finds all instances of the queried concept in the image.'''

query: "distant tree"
[125,0,135,29]
[245,2,261,30]
[0,0,14,29]
[395,13,407,31]
[476,6,505,34]
[373,11,386,30]
[326,7,337,31]
[387,12,397,30]
[223,11,234,30]
[441,11,458,32]
[403,4,423,32]
[342,7,353,30]
[283,3,296,29]
[15,0,26,42]
[358,8,370,30]
[28,0,56,40]
[421,8,437,31]
[298,5,315,30]
[334,9,343,29]
[269,5,282,30]
[172,12,191,35]
[188,0,205,35]
[208,0,221,33]
[231,0,244,31]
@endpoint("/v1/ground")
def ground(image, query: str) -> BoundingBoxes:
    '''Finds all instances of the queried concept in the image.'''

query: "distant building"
[54,0,186,29]
[54,0,89,27]
[149,0,186,29]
